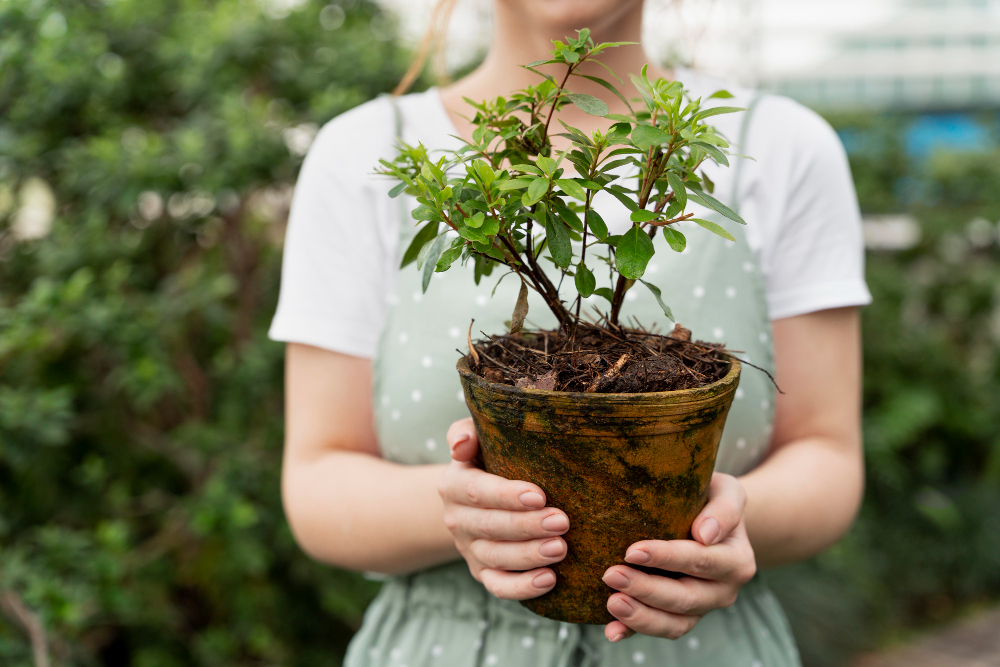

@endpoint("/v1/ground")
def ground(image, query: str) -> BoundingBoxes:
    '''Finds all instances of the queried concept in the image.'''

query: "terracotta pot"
[457,356,741,625]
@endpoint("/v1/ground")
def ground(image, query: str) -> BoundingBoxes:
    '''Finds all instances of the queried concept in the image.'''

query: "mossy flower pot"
[457,356,741,625]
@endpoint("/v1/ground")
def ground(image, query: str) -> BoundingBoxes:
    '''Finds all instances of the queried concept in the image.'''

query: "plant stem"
[576,141,602,320]
[541,64,576,146]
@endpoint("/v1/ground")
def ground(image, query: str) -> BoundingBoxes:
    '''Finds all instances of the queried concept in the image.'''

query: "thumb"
[446,417,480,463]
[692,473,746,546]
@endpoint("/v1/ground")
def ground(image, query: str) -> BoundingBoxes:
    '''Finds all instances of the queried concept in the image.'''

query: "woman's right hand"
[438,417,569,600]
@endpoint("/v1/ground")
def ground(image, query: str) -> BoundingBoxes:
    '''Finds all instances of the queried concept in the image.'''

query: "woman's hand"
[438,417,570,600]
[602,473,757,642]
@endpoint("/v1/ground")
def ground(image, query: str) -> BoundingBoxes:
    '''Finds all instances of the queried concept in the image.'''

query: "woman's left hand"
[602,473,757,642]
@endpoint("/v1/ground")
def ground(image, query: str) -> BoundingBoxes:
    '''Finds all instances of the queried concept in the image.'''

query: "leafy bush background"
[1,2,999,665]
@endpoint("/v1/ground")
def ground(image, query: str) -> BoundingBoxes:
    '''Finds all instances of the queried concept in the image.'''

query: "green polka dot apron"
[345,95,801,667]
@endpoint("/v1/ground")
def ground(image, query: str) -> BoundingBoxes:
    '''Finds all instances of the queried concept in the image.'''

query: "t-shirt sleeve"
[752,96,873,320]
[268,100,397,358]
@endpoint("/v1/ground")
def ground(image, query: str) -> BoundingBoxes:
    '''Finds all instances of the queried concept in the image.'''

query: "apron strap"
[380,92,408,245]
[729,92,765,214]
[386,93,403,139]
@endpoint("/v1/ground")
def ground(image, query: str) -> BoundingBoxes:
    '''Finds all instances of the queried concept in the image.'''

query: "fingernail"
[449,433,470,451]
[610,633,625,643]
[624,549,650,564]
[539,539,565,558]
[541,513,569,532]
[699,517,721,545]
[602,569,630,590]
[608,597,634,618]
[520,491,545,508]
[533,571,556,588]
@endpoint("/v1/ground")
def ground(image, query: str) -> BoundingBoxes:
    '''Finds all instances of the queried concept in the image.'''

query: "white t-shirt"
[269,70,872,358]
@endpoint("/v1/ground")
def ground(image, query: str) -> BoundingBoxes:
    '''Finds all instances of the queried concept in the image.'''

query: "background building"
[761,0,1000,110]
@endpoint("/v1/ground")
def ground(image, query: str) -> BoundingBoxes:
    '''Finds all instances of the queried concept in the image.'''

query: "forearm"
[282,449,458,575]
[738,436,864,568]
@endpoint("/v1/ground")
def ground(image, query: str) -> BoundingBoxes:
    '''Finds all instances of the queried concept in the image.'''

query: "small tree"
[378,30,746,334]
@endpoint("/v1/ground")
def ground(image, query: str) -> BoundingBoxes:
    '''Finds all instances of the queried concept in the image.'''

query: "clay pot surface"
[457,356,741,625]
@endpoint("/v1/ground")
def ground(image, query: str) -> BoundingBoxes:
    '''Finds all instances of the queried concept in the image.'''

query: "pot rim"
[457,352,741,408]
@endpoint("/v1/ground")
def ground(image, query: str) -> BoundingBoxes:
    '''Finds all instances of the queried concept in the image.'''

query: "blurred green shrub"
[773,114,1000,666]
[0,0,406,664]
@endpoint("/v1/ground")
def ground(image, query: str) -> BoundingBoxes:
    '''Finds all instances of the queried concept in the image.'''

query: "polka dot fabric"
[345,563,800,667]
[349,97,801,666]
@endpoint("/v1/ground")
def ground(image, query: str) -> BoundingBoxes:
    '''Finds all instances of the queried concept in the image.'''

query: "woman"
[269,1,870,664]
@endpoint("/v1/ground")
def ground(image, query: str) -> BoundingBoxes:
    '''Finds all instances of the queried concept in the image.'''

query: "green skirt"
[344,562,800,667]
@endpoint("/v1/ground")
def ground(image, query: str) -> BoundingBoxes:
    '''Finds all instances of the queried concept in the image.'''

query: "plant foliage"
[0,0,401,664]
[377,30,745,331]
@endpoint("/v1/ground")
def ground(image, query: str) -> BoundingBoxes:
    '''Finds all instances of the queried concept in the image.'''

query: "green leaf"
[564,92,609,117]
[666,172,687,209]
[694,106,746,121]
[662,227,686,253]
[411,205,441,222]
[400,222,439,268]
[586,210,609,239]
[663,199,683,220]
[474,254,496,284]
[474,240,505,261]
[692,218,736,241]
[630,209,658,223]
[692,141,729,167]
[615,224,654,279]
[697,131,729,148]
[388,182,407,198]
[590,40,639,53]
[687,187,745,224]
[594,287,615,303]
[552,200,583,232]
[638,279,674,321]
[545,214,573,268]
[436,242,463,272]
[573,74,633,112]
[457,224,487,243]
[574,262,596,297]
[600,157,637,173]
[496,177,534,191]
[605,184,638,211]
[420,233,449,292]
[555,122,593,146]
[523,177,549,206]
[513,163,543,175]
[703,171,716,194]
[479,216,500,236]
[461,199,488,212]
[708,89,734,99]
[474,161,496,187]
[467,211,486,228]
[631,124,671,151]
[555,178,587,201]
[536,155,557,176]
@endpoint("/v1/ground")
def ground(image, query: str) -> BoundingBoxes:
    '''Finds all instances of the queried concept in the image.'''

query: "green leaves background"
[0,1,402,664]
